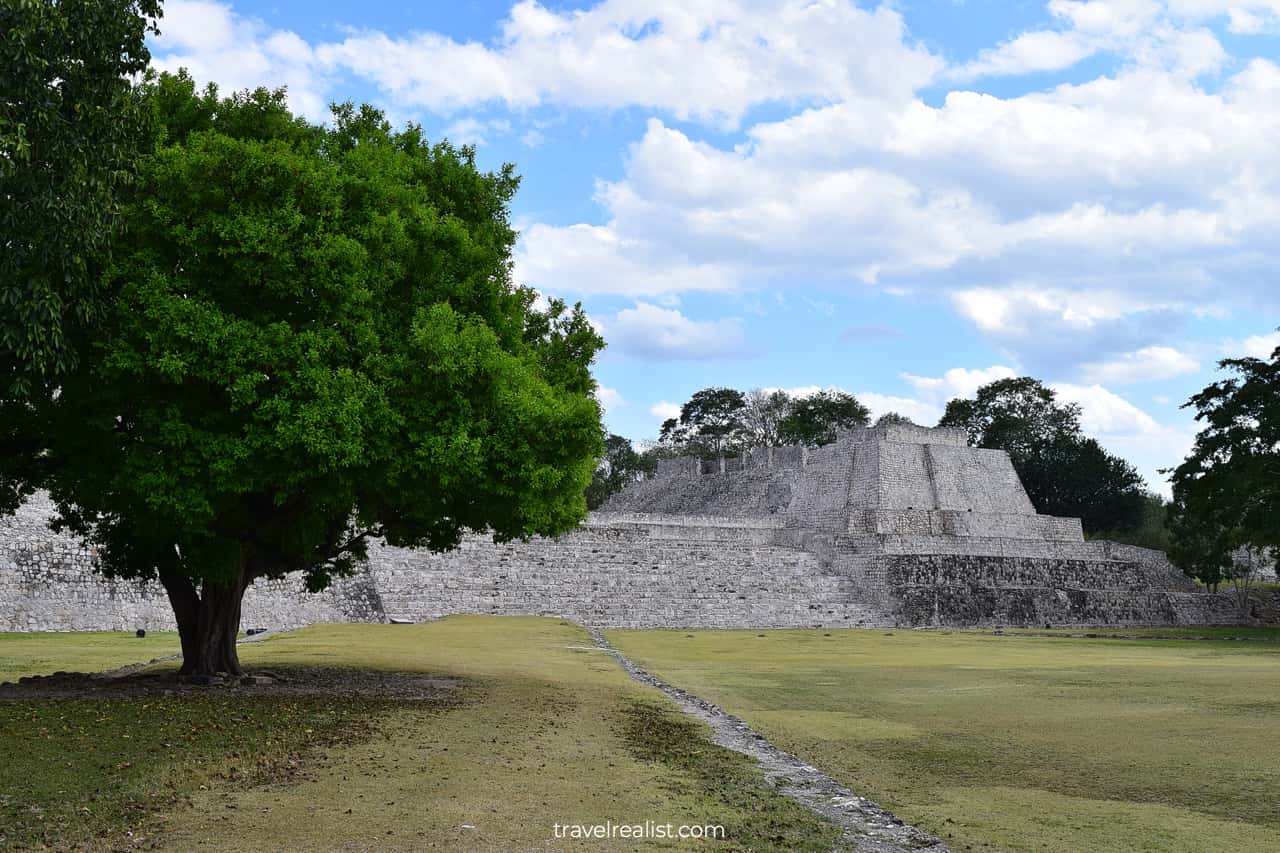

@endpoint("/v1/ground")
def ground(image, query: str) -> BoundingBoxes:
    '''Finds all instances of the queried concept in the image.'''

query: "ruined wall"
[600,466,801,518]
[887,554,1241,627]
[0,495,382,632]
[365,523,883,629]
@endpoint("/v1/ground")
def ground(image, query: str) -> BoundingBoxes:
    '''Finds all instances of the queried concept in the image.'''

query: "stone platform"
[0,424,1242,631]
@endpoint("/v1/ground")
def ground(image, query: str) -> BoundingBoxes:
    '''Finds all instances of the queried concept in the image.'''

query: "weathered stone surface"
[0,425,1244,631]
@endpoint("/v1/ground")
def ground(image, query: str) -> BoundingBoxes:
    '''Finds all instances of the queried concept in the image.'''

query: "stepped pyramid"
[586,423,1236,627]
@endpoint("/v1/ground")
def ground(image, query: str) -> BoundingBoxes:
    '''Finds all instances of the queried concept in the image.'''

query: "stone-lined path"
[589,628,948,853]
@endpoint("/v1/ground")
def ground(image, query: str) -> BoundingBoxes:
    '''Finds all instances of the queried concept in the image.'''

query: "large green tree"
[940,377,1145,533]
[777,390,870,447]
[36,75,604,678]
[940,377,1081,459]
[1168,338,1280,587]
[659,387,747,457]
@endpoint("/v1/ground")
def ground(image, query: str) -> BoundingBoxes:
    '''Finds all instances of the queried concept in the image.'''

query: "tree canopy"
[585,433,652,509]
[659,387,748,457]
[940,377,1081,459]
[874,412,916,427]
[1168,337,1280,587]
[34,74,604,676]
[741,389,791,448]
[657,386,874,455]
[777,390,870,447]
[940,377,1145,533]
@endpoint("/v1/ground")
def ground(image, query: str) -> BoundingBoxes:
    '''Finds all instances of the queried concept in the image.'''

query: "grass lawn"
[0,618,837,851]
[991,625,1280,642]
[0,631,181,682]
[608,628,1280,853]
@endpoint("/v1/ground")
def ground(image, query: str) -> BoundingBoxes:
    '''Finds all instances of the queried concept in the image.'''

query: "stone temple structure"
[0,424,1240,632]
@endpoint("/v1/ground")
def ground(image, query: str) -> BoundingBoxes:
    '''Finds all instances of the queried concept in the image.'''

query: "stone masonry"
[0,424,1242,631]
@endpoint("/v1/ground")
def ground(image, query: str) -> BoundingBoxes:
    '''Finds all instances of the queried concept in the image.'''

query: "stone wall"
[0,495,382,632]
[366,524,882,629]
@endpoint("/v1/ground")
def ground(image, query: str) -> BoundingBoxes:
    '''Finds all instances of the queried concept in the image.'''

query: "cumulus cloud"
[1079,345,1199,383]
[649,400,682,421]
[152,0,330,119]
[596,386,625,414]
[900,366,1020,406]
[155,0,941,127]
[514,222,735,298]
[952,1,1230,81]
[601,303,752,360]
[855,392,942,425]
[1224,330,1280,358]
[521,53,1280,370]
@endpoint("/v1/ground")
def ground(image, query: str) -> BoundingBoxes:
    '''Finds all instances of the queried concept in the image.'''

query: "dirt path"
[588,628,949,853]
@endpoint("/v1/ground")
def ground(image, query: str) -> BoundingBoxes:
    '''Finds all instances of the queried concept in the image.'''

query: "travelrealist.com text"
[552,821,727,840]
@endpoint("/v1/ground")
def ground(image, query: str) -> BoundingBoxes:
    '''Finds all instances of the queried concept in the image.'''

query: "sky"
[147,0,1280,494]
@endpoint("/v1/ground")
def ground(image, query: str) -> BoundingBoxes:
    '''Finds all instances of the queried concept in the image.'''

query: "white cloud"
[1079,345,1199,383]
[1053,382,1166,435]
[152,0,329,119]
[327,1,940,126]
[596,386,625,414]
[901,365,1020,405]
[157,0,941,128]
[521,55,1280,368]
[1170,1,1280,34]
[442,117,511,146]
[955,28,1100,80]
[515,222,734,298]
[856,392,942,425]
[602,303,751,360]
[1225,330,1280,358]
[649,400,681,421]
[952,1,1232,81]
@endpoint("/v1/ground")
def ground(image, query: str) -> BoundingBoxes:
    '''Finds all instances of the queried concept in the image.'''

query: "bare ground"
[0,665,461,702]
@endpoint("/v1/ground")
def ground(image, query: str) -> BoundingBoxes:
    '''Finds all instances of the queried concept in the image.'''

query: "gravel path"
[589,628,949,853]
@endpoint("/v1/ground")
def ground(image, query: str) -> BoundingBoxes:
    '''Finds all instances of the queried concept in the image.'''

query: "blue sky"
[148,0,1280,494]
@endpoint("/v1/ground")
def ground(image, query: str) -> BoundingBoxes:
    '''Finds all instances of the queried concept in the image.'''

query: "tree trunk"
[159,571,200,676]
[159,565,251,678]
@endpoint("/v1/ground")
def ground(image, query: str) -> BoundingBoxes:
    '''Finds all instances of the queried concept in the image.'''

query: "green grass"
[0,631,180,682]
[988,625,1280,642]
[608,628,1280,853]
[1,619,838,851]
